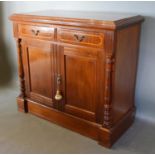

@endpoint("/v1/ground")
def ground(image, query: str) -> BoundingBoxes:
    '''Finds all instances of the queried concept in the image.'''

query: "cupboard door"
[59,46,104,122]
[22,40,55,107]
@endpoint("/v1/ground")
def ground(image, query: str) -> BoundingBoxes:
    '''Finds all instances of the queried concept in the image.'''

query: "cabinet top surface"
[10,10,144,29]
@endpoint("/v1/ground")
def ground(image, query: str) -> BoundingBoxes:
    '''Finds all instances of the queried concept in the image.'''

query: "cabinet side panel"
[112,24,141,125]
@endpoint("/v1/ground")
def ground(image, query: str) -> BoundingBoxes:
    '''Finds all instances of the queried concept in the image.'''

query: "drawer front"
[57,28,104,48]
[18,24,55,40]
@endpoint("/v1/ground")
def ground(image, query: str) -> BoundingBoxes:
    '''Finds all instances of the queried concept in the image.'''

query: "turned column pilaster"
[103,54,115,128]
[16,39,27,112]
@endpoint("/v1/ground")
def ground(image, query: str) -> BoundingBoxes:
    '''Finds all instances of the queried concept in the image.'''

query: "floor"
[0,86,155,154]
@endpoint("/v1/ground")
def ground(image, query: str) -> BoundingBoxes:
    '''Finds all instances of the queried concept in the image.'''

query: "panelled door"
[58,46,104,123]
[22,39,55,107]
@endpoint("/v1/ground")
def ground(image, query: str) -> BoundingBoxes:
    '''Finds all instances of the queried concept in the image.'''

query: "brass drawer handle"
[55,90,62,101]
[74,34,85,42]
[31,29,40,36]
[54,74,62,101]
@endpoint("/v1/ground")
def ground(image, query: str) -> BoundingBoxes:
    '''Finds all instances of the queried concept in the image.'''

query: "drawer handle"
[74,34,85,42]
[55,74,62,101]
[55,90,62,101]
[31,29,40,36]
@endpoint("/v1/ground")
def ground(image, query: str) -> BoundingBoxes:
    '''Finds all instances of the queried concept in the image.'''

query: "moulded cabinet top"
[10,10,144,30]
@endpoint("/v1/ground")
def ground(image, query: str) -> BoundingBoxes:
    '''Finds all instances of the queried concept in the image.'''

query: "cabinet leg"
[17,96,28,113]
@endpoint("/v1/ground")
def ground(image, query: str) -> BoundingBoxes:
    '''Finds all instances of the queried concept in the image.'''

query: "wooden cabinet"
[10,10,144,148]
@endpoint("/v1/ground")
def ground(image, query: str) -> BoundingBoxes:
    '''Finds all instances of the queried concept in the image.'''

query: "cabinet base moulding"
[17,96,28,113]
[17,97,135,148]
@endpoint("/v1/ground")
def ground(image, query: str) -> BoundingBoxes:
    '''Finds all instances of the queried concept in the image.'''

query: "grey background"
[0,1,155,123]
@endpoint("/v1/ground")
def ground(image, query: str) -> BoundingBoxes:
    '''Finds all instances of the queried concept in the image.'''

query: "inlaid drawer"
[57,28,104,48]
[18,24,55,40]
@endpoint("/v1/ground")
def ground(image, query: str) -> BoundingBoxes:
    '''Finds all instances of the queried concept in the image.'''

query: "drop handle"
[31,29,40,36]
[54,74,63,101]
[55,90,62,101]
[74,34,85,42]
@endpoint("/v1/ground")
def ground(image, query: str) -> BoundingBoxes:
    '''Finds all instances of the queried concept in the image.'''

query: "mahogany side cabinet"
[10,10,144,148]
